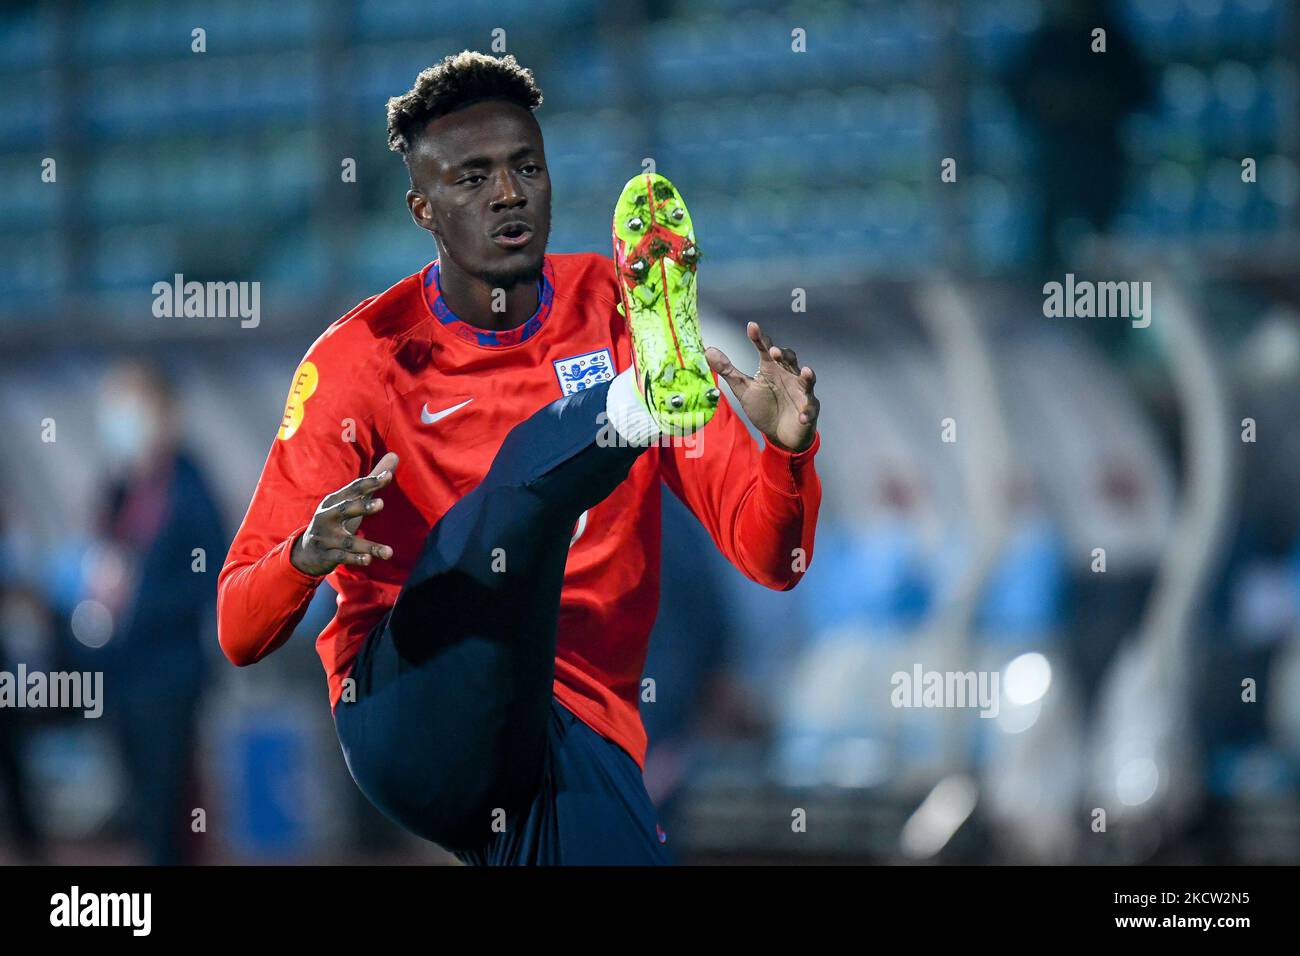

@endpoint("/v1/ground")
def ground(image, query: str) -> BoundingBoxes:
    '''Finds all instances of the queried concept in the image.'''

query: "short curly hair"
[386,51,543,156]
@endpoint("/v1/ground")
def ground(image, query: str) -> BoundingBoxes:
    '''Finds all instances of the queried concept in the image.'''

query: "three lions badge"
[553,348,615,396]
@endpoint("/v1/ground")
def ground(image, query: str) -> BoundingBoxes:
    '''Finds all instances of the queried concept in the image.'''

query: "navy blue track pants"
[334,379,673,864]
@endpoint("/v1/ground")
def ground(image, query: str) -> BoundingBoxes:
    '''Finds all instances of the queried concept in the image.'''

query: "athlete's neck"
[437,261,540,333]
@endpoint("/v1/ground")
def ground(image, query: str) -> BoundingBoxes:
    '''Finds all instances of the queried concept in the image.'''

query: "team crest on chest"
[553,348,615,396]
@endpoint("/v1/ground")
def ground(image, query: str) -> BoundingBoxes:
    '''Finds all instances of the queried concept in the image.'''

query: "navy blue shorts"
[334,378,670,864]
[456,697,672,866]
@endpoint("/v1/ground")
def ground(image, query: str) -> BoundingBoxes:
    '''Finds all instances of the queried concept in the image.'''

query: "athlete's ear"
[407,189,439,237]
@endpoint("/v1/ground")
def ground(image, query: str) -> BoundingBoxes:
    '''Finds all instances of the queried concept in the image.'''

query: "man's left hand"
[706,321,820,453]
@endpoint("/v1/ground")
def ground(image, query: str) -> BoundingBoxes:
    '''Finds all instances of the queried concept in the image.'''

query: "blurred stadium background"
[2,0,1300,864]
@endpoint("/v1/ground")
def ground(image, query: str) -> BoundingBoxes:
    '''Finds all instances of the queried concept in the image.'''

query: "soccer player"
[217,51,823,865]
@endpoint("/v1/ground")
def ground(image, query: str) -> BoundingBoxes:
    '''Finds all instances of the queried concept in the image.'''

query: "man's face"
[406,99,552,289]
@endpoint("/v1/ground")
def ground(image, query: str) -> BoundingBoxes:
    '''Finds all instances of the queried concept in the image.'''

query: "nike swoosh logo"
[421,398,473,425]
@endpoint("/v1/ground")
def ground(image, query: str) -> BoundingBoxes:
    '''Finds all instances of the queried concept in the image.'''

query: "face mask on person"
[96,397,159,470]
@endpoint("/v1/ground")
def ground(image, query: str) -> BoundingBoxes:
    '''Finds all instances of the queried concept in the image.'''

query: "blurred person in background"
[1008,0,1155,283]
[82,360,227,864]
[0,514,49,862]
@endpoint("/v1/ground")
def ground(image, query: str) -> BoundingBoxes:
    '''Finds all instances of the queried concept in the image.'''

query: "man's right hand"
[290,452,399,577]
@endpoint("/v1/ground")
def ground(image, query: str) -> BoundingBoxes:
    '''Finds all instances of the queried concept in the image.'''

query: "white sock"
[605,367,661,446]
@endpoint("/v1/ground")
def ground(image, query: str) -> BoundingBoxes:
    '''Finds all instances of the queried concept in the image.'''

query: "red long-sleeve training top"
[217,252,822,767]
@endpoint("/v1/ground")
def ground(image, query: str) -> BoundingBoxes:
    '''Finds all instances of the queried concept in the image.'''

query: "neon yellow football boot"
[611,172,718,435]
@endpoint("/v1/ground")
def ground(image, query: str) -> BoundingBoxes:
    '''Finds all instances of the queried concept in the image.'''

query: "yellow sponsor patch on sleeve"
[278,360,319,440]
